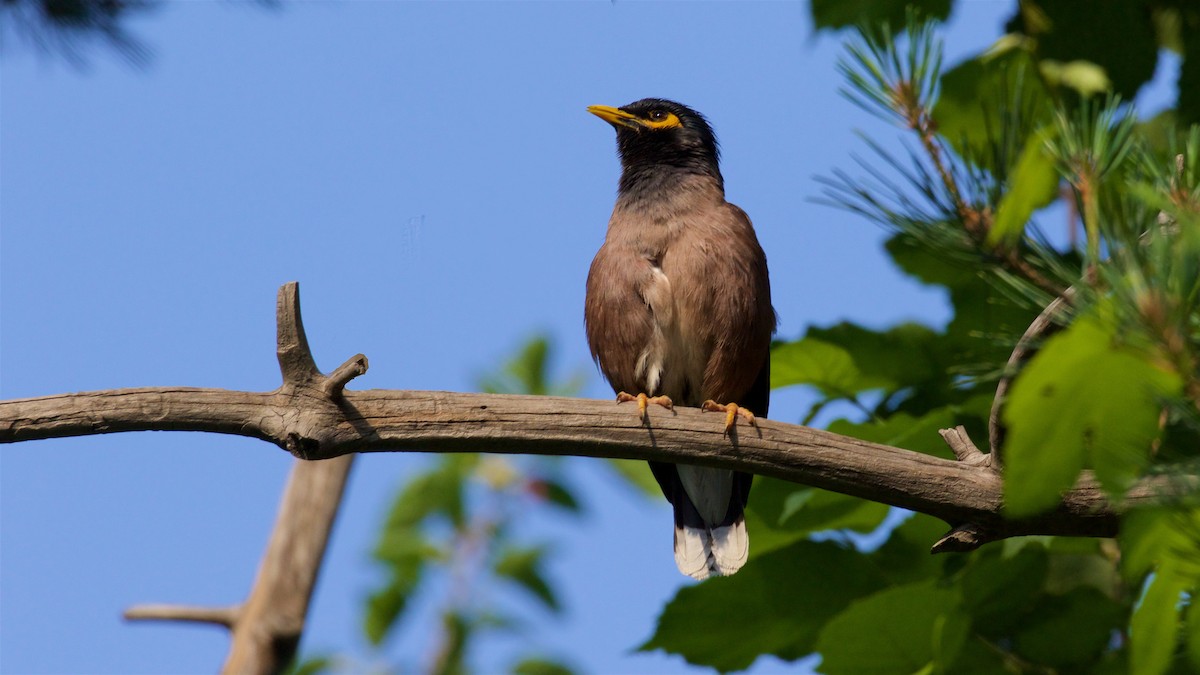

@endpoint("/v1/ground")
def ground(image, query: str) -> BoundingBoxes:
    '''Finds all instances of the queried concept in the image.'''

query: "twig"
[325,354,369,399]
[124,603,239,628]
[939,425,992,468]
[931,522,991,554]
[989,286,1077,460]
[933,427,997,552]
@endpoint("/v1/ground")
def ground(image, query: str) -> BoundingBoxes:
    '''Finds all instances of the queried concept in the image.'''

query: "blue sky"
[0,1,1145,672]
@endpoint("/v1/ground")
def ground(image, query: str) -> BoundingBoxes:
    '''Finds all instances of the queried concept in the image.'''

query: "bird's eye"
[648,110,667,122]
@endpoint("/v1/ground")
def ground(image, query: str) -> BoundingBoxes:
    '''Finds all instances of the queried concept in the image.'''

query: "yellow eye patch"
[642,112,682,129]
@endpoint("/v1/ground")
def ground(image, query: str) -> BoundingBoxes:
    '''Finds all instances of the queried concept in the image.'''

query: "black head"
[588,98,722,191]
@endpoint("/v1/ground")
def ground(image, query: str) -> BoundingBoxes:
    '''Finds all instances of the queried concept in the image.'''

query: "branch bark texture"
[4,369,1190,548]
[1,283,1189,556]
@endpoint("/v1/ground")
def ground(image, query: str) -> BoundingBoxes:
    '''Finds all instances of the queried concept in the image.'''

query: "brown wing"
[584,240,656,395]
[658,202,773,520]
[663,202,775,408]
[704,203,773,511]
[587,239,694,522]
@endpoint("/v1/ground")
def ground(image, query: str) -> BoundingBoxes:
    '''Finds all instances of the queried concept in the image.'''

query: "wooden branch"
[122,283,359,675]
[124,604,239,627]
[930,427,998,552]
[940,425,992,468]
[989,286,1076,459]
[221,454,354,674]
[1,284,1193,560]
[5,376,1193,552]
[931,522,991,554]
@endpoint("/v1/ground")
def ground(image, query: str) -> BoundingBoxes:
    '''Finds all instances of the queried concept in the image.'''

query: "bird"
[584,98,775,580]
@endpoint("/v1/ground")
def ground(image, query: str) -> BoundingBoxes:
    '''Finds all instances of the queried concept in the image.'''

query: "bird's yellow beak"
[588,104,644,129]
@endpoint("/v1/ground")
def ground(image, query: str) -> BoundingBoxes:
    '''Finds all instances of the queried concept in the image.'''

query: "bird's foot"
[701,400,757,436]
[616,392,674,422]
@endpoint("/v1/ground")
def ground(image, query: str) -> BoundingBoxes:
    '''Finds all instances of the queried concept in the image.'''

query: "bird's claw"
[701,400,756,436]
[617,392,674,421]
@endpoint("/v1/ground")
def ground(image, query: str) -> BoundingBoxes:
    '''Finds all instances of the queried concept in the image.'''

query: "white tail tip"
[673,519,748,580]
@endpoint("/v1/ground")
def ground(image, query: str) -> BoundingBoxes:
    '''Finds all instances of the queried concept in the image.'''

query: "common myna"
[585,98,775,579]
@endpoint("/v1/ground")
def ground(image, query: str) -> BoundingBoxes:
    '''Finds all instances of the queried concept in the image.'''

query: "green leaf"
[942,274,1040,365]
[434,612,470,675]
[781,488,890,534]
[771,338,882,395]
[1122,506,1185,582]
[1038,59,1111,96]
[869,513,948,585]
[815,580,969,675]
[810,0,951,33]
[365,457,486,648]
[1121,506,1200,599]
[744,478,889,555]
[884,233,977,288]
[510,657,575,675]
[479,335,550,395]
[1014,0,1158,100]
[806,321,944,392]
[945,639,1013,675]
[989,127,1061,245]
[1002,315,1181,517]
[1131,564,1189,675]
[641,541,888,672]
[378,456,475,536]
[885,233,1042,373]
[374,529,440,567]
[934,43,1049,159]
[1012,587,1124,668]
[1137,109,1183,157]
[283,654,333,675]
[495,546,560,613]
[364,529,430,646]
[365,578,411,646]
[828,407,958,459]
[1042,537,1123,598]
[960,543,1049,634]
[478,335,584,397]
[533,478,582,514]
[1187,594,1200,672]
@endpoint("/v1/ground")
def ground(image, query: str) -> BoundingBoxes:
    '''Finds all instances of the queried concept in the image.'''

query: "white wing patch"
[636,264,673,396]
[635,345,663,396]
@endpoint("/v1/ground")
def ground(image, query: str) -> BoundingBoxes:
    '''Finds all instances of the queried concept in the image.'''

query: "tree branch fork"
[1,284,1189,557]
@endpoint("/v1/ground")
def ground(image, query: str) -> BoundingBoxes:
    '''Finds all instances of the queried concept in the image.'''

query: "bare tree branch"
[1,283,1193,563]
[220,454,354,674]
[121,283,359,675]
[124,604,239,628]
[989,285,1077,460]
